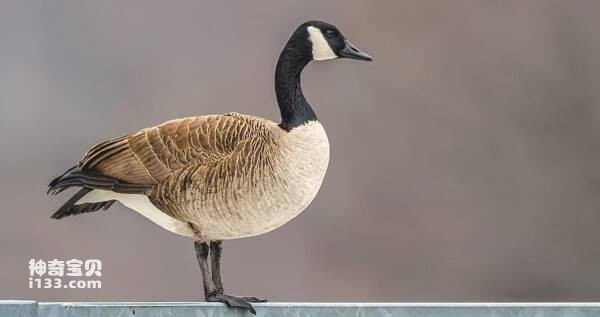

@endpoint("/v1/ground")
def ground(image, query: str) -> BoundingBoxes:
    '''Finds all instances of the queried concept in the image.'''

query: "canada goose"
[48,20,371,314]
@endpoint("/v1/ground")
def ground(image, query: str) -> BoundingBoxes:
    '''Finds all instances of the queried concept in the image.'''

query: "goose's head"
[289,20,373,62]
[276,21,371,130]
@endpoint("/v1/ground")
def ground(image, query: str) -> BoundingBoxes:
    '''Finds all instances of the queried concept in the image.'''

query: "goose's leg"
[209,240,225,294]
[194,241,256,314]
[210,240,268,303]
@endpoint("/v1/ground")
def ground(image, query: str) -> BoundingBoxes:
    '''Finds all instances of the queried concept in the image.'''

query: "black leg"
[194,240,257,314]
[209,241,224,293]
[194,241,217,296]
[209,240,268,304]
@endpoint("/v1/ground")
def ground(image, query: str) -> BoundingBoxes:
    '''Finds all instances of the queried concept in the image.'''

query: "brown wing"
[78,113,270,186]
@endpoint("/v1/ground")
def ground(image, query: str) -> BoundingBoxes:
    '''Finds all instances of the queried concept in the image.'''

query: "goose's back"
[85,113,269,184]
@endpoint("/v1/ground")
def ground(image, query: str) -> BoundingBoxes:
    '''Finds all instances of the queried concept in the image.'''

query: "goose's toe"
[206,294,256,314]
[241,296,268,303]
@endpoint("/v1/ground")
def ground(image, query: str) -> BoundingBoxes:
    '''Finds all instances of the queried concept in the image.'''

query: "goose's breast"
[265,121,330,227]
[200,121,330,240]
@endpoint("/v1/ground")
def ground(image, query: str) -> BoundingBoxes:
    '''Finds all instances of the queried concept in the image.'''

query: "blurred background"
[2,0,600,302]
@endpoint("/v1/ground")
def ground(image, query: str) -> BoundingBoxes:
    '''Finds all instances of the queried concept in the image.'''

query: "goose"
[48,20,371,314]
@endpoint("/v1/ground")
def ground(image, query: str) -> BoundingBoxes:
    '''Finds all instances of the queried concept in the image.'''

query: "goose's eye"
[324,29,336,38]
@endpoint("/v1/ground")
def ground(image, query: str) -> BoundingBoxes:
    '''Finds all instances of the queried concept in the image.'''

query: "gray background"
[2,0,600,302]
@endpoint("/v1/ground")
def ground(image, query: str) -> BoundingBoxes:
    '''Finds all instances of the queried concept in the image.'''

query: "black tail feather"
[48,166,148,219]
[47,166,150,195]
[50,188,116,219]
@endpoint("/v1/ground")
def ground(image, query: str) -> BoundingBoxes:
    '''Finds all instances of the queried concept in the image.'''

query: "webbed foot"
[241,296,268,303]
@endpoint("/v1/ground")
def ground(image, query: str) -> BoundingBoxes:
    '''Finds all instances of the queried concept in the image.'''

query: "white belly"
[77,189,194,237]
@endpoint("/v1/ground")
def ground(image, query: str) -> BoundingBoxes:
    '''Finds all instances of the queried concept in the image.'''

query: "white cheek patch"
[307,26,337,60]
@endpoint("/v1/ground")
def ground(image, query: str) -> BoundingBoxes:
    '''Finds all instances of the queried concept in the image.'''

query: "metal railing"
[2,301,600,316]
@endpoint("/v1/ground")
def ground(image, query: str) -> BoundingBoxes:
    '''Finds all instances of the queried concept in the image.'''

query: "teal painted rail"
[2,301,600,317]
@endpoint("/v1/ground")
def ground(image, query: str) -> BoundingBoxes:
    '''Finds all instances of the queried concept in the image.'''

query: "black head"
[288,20,373,62]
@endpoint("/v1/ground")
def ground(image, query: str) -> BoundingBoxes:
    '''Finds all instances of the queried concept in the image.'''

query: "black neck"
[275,41,317,131]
